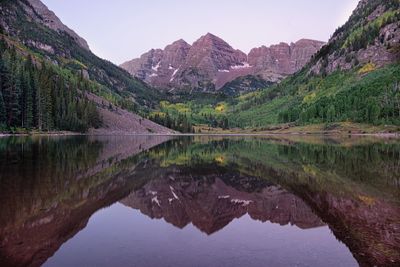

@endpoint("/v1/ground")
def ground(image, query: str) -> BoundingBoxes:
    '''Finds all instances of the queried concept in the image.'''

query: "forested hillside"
[0,34,101,132]
[0,0,162,110]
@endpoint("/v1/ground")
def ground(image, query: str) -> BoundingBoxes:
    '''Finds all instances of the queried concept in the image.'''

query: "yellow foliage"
[215,103,226,112]
[358,63,376,75]
[303,93,317,104]
[160,101,170,108]
[303,165,318,176]
[160,154,190,167]
[160,101,191,113]
[358,195,376,206]
[214,155,225,164]
[150,111,166,118]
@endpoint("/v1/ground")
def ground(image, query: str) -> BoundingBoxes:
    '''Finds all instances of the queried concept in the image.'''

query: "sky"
[42,0,359,65]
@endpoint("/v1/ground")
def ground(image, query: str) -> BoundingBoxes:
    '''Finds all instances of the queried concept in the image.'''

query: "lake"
[0,135,399,267]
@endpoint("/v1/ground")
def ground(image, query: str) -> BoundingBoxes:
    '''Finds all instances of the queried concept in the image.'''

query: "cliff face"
[249,39,326,79]
[121,34,324,92]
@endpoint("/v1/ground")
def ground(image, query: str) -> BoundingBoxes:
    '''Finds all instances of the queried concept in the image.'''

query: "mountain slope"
[309,0,400,74]
[121,33,324,93]
[0,0,163,109]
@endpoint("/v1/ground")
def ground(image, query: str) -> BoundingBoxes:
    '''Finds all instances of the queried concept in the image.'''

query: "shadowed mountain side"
[121,168,324,235]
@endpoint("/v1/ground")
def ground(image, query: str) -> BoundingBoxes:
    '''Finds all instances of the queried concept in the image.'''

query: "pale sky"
[42,0,359,65]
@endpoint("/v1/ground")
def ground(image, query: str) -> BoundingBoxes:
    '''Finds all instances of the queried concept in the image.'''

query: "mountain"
[0,0,173,134]
[121,39,191,90]
[121,33,324,92]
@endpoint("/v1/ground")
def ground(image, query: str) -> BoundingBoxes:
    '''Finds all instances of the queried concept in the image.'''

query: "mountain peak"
[121,35,325,92]
[204,32,218,38]
[196,32,227,45]
[175,39,189,45]
[167,39,191,49]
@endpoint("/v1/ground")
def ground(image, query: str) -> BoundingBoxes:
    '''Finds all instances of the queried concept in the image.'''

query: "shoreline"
[1,123,400,138]
[0,131,83,138]
[1,131,399,138]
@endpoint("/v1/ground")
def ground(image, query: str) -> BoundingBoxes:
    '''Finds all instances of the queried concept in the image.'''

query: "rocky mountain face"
[23,0,90,51]
[310,0,400,74]
[249,39,325,80]
[121,33,324,92]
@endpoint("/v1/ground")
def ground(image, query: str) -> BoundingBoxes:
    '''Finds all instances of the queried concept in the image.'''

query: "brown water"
[0,135,399,267]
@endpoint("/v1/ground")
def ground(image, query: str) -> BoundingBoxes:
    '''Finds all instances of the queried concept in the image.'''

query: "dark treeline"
[200,113,229,130]
[149,112,194,133]
[279,78,400,125]
[0,37,101,132]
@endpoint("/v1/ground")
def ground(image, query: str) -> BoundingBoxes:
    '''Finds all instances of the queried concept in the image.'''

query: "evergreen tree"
[0,90,6,127]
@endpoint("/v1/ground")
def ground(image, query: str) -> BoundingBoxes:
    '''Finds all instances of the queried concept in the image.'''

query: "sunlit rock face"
[121,34,324,92]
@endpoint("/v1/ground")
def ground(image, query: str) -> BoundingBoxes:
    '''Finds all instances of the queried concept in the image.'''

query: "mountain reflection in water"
[0,135,399,267]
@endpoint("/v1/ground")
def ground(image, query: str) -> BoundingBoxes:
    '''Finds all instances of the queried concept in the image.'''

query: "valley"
[0,0,399,135]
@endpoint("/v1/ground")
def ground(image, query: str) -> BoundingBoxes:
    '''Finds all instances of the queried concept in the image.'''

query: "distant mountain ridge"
[121,33,325,92]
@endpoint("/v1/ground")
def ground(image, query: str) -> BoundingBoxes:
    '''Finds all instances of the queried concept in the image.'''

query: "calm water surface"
[0,135,399,267]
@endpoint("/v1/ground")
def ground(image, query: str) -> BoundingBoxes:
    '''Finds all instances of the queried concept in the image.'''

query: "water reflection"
[0,135,399,267]
[121,169,324,234]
